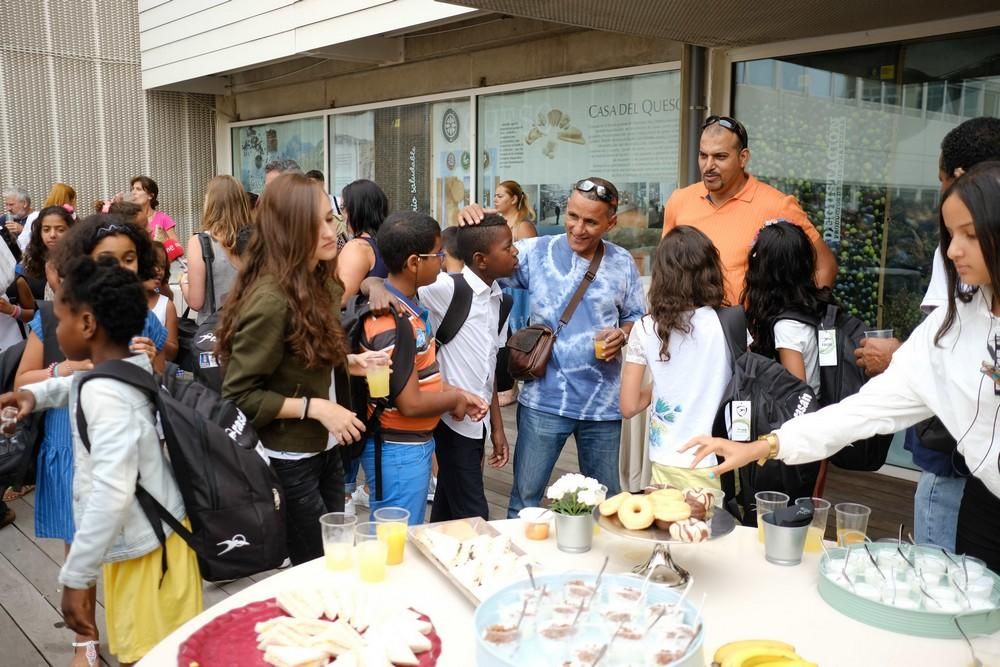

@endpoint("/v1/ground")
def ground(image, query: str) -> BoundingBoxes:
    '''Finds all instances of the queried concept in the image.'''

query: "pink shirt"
[148,210,175,236]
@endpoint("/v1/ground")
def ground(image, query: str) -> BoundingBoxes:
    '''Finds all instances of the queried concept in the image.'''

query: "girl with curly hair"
[5,256,200,666]
[217,173,385,564]
[14,214,169,666]
[619,226,730,493]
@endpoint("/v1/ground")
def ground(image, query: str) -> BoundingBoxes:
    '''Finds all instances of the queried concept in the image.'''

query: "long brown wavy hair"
[216,173,347,369]
[648,226,725,361]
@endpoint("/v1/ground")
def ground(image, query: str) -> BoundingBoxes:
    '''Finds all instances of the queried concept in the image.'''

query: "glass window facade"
[733,29,1000,340]
[232,117,325,195]
[229,70,681,269]
[329,100,471,227]
[478,70,681,275]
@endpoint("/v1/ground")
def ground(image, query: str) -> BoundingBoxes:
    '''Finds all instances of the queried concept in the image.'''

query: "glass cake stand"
[593,505,737,586]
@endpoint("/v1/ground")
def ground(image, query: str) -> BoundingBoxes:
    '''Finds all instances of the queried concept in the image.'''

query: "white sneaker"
[344,497,356,517]
[427,475,437,503]
[352,486,370,509]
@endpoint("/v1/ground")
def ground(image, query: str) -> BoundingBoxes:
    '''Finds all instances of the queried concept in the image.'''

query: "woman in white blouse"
[683,161,1000,570]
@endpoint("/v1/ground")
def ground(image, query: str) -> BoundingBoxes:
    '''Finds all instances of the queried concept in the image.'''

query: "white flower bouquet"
[545,473,607,516]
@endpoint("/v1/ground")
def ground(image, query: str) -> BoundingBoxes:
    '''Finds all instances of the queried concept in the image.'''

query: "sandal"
[71,640,99,667]
[2,485,34,502]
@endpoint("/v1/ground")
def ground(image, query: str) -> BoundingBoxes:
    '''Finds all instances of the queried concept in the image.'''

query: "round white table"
[140,521,975,666]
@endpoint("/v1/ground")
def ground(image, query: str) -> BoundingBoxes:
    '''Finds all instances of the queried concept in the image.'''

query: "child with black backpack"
[418,214,517,521]
[355,211,488,523]
[1,256,201,666]
[619,226,732,495]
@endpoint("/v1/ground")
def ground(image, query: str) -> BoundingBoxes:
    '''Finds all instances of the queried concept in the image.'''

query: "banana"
[753,661,818,667]
[713,640,797,665]
[721,647,802,667]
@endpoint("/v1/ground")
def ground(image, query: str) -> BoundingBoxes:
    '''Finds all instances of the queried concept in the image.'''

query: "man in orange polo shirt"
[662,116,838,304]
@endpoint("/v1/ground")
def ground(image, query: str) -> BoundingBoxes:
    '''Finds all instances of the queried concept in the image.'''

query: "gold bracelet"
[756,433,780,466]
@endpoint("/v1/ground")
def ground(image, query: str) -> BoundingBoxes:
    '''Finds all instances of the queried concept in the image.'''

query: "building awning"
[438,0,996,47]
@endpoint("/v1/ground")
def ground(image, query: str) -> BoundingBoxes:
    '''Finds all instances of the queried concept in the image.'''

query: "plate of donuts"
[593,485,736,544]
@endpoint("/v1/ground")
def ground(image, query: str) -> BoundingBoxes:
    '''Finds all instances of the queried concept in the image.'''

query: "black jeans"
[430,422,489,522]
[270,449,345,565]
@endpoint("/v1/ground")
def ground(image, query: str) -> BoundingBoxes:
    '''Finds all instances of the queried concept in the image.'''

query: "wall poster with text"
[478,70,681,274]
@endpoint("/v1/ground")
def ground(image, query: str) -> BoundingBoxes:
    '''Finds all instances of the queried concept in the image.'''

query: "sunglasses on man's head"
[575,179,618,206]
[703,115,749,149]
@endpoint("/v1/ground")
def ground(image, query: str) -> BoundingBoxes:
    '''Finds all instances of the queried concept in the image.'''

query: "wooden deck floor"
[0,405,915,665]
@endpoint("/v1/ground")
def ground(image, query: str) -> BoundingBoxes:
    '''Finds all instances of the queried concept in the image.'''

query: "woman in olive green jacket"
[217,173,385,564]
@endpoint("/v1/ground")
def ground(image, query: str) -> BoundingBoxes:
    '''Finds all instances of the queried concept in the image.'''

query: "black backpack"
[0,302,61,488]
[777,304,893,471]
[340,298,416,502]
[433,273,514,347]
[76,359,287,582]
[713,306,821,524]
[176,234,224,393]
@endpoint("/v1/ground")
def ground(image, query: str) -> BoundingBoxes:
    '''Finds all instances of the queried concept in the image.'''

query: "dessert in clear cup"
[476,572,703,667]
[823,543,998,614]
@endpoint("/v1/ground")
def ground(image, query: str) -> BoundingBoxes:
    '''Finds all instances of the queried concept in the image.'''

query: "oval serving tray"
[817,544,1000,639]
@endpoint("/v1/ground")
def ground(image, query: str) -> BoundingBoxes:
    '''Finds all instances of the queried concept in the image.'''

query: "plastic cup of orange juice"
[373,507,409,565]
[355,521,388,583]
[518,507,552,540]
[366,357,391,398]
[593,328,614,360]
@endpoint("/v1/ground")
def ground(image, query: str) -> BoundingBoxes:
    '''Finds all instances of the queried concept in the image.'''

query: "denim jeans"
[360,437,434,525]
[507,404,622,518]
[914,471,965,551]
[269,449,345,565]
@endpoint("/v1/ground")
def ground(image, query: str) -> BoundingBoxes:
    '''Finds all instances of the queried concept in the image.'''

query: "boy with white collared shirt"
[418,215,519,520]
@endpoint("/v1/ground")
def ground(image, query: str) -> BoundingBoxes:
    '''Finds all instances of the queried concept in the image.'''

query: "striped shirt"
[360,286,442,444]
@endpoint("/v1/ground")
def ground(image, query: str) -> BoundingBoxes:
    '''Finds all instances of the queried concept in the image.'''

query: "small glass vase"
[554,511,594,553]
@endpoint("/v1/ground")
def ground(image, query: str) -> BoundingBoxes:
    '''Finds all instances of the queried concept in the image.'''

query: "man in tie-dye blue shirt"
[462,177,646,517]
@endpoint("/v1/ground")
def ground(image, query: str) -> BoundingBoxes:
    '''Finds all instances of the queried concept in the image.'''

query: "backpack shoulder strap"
[387,307,416,402]
[75,360,160,453]
[498,293,514,335]
[775,308,821,329]
[199,232,217,313]
[434,273,473,347]
[715,305,747,369]
[37,301,64,366]
[820,303,840,330]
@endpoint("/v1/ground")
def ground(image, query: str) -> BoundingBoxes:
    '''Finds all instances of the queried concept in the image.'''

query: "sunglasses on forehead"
[703,115,749,149]
[575,179,618,206]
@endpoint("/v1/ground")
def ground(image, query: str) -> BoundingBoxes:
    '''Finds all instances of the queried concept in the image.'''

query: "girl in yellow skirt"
[2,249,202,665]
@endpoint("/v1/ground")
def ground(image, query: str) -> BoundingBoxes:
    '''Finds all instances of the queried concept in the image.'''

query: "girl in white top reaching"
[742,219,832,396]
[620,226,733,495]
[683,161,1000,571]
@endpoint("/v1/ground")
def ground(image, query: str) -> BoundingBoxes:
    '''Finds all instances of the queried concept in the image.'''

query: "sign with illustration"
[232,118,325,195]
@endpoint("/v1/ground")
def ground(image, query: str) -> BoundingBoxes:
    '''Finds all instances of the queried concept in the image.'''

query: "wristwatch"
[757,432,779,466]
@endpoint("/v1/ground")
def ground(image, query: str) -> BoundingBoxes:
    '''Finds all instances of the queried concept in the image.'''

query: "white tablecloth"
[140,521,972,666]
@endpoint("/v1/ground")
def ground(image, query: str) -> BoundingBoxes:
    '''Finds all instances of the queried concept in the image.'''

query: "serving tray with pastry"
[594,484,736,586]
